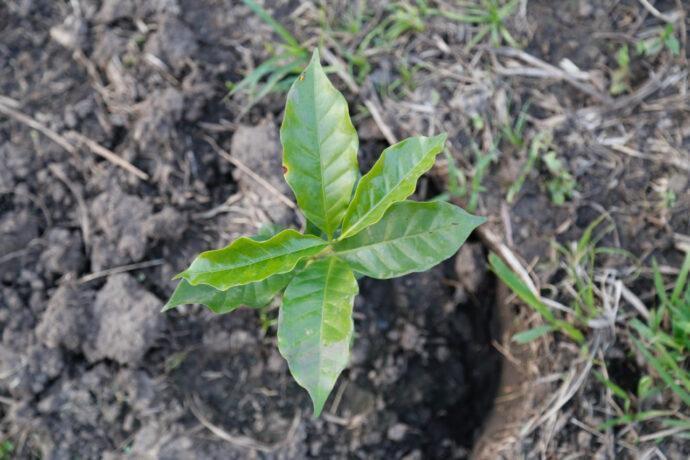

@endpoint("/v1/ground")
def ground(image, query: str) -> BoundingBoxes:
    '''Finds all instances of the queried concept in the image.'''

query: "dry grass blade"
[65,131,150,180]
[78,259,164,284]
[491,47,612,104]
[638,0,679,23]
[521,340,598,437]
[48,163,92,251]
[0,98,77,153]
[203,135,296,209]
[0,98,149,180]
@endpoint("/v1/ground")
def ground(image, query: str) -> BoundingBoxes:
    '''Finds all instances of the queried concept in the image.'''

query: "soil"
[2,0,689,458]
[0,1,501,458]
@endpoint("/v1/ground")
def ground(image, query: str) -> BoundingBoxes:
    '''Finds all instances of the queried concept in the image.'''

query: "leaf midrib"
[189,239,324,276]
[343,150,432,238]
[308,65,330,239]
[335,220,461,256]
[314,258,334,398]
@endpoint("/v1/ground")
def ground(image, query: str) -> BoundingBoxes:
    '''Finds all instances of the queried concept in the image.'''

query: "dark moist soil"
[0,1,500,458]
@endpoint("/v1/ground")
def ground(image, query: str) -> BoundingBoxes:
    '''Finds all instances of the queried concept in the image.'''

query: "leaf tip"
[310,47,320,63]
[474,214,488,226]
[161,301,176,313]
[310,393,327,418]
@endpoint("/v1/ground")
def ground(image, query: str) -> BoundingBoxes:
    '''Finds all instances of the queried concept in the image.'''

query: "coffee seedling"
[165,50,485,416]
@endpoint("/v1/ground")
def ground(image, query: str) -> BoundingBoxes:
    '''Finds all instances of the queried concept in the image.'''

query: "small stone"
[578,0,593,17]
[50,15,86,50]
[400,323,422,351]
[387,423,408,441]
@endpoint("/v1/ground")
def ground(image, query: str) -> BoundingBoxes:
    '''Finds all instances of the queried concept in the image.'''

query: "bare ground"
[0,0,689,459]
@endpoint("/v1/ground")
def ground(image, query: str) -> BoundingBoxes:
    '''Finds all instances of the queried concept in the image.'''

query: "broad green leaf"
[175,229,326,291]
[334,201,484,279]
[164,225,294,312]
[340,134,447,239]
[277,257,358,416]
[163,272,294,314]
[280,49,359,239]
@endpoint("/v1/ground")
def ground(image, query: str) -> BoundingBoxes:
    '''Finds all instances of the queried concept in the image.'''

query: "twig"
[0,98,149,180]
[606,66,685,113]
[48,163,92,251]
[78,259,163,284]
[202,135,296,209]
[363,99,398,146]
[189,395,301,453]
[360,81,400,146]
[65,131,149,180]
[639,426,690,442]
[0,98,77,153]
[477,225,540,295]
[321,46,359,94]
[491,47,612,104]
[638,0,678,23]
[606,143,689,172]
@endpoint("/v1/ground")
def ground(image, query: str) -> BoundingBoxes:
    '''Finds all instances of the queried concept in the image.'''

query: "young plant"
[435,0,520,50]
[227,0,309,116]
[165,50,484,416]
[636,24,680,57]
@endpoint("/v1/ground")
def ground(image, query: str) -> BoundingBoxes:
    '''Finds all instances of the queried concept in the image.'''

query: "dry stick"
[48,163,92,251]
[0,99,77,153]
[0,98,149,181]
[78,259,164,284]
[65,131,149,181]
[320,46,400,146]
[202,134,296,209]
[362,79,400,145]
[607,143,690,172]
[491,47,612,104]
[638,0,678,23]
[604,66,685,113]
[189,395,301,453]
[321,46,359,94]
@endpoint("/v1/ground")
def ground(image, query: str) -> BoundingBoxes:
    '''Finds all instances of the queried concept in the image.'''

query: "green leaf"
[633,337,690,406]
[512,324,554,344]
[164,225,296,312]
[176,229,326,290]
[280,49,359,239]
[333,201,484,279]
[241,0,302,50]
[489,252,555,323]
[340,133,447,238]
[277,257,358,416]
[163,271,294,313]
